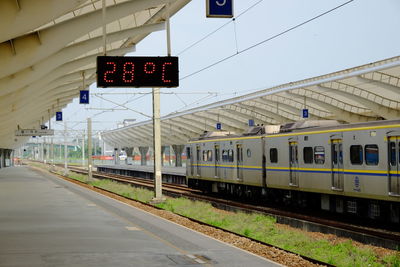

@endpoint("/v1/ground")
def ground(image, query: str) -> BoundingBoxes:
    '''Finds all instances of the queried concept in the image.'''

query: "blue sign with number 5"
[207,0,233,18]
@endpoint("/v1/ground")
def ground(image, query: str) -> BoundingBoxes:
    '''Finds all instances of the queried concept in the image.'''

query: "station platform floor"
[0,166,280,267]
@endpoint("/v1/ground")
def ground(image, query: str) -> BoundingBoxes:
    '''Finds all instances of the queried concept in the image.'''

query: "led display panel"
[97,56,179,88]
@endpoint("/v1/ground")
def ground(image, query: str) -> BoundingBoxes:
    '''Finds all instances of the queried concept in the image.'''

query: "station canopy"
[0,0,190,149]
[101,56,400,148]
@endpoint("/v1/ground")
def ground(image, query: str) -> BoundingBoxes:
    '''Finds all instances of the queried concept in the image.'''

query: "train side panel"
[236,137,264,187]
[342,128,392,201]
[297,133,332,193]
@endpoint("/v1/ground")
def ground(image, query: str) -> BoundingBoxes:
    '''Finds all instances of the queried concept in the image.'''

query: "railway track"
[64,165,400,250]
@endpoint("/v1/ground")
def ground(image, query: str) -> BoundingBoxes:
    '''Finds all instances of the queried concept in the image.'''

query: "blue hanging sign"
[206,0,233,18]
[302,109,309,119]
[248,119,254,127]
[80,90,89,104]
[216,122,222,130]
[56,112,63,121]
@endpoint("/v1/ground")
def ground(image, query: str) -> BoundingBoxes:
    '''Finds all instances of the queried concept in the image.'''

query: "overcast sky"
[55,0,400,137]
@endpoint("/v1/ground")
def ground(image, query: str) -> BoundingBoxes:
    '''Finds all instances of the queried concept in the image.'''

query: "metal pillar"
[59,143,62,162]
[43,137,47,164]
[152,87,164,202]
[0,149,3,168]
[114,147,119,165]
[161,146,168,166]
[10,150,14,167]
[139,147,148,166]
[125,147,134,157]
[87,118,93,180]
[125,147,133,164]
[172,144,184,167]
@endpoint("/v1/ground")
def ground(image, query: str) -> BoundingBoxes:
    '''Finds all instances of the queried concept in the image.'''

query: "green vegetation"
[90,179,154,203]
[67,172,90,183]
[28,161,400,267]
[157,198,399,267]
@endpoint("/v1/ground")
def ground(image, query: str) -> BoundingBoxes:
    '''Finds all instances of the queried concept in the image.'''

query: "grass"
[90,179,154,203]
[27,161,400,266]
[157,198,400,266]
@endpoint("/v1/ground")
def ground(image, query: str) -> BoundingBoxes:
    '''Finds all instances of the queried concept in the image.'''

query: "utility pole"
[151,3,171,203]
[50,137,54,170]
[43,137,47,164]
[82,130,85,167]
[152,87,164,203]
[64,121,68,175]
[41,138,44,162]
[87,118,93,180]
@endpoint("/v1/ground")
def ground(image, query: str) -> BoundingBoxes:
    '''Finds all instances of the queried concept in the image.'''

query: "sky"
[53,0,400,139]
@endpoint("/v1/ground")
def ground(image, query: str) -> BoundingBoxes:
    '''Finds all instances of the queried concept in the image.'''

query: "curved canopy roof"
[102,55,400,148]
[0,0,190,149]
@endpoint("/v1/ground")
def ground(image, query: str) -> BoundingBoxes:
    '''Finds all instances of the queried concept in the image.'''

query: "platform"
[96,164,186,184]
[0,166,279,267]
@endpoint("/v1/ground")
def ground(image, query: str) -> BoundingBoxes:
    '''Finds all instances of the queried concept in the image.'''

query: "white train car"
[186,120,400,223]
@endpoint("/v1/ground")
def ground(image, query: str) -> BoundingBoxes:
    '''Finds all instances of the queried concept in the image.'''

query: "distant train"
[118,151,127,161]
[186,119,400,224]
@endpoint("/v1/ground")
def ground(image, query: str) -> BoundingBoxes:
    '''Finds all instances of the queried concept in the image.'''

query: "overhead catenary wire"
[177,0,265,56]
[62,0,355,130]
[180,0,355,81]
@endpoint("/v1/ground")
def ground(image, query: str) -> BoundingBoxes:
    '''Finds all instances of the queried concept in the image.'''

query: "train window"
[389,142,396,166]
[332,144,338,164]
[270,148,278,163]
[303,147,313,164]
[350,145,363,165]
[203,150,207,161]
[365,145,378,165]
[186,147,191,159]
[247,149,251,158]
[228,149,234,162]
[207,150,213,162]
[196,146,201,161]
[215,146,220,162]
[222,150,229,162]
[314,146,325,164]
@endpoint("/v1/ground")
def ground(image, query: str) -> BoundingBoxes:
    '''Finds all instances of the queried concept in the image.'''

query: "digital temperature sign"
[96,56,179,88]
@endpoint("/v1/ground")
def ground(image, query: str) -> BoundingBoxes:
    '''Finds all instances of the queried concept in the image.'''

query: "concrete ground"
[0,166,281,267]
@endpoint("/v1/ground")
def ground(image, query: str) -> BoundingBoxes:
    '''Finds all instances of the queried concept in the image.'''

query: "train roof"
[282,119,400,134]
[189,119,400,142]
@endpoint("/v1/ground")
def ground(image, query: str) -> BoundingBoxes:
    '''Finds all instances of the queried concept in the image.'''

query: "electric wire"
[180,0,354,81]
[177,0,265,55]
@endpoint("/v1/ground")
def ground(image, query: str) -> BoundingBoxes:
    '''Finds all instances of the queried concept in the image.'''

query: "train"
[185,119,400,224]
[118,150,128,161]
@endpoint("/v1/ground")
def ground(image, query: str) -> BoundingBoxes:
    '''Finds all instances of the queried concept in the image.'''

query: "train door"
[289,140,298,186]
[214,144,220,178]
[236,143,243,181]
[388,135,400,196]
[331,138,344,191]
[196,145,201,176]
[187,147,194,176]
